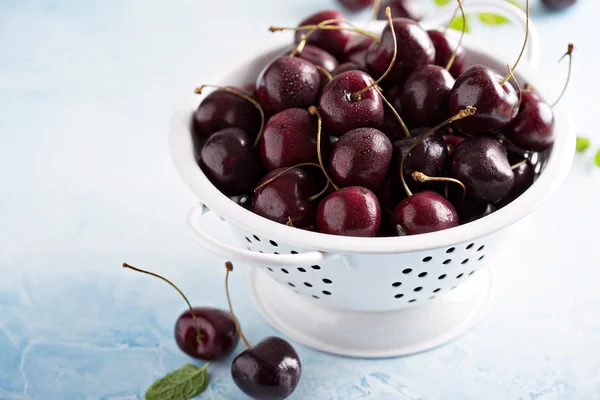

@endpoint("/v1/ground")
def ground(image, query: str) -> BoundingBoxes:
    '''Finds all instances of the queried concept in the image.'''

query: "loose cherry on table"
[316,186,382,237]
[377,0,423,21]
[122,263,239,361]
[226,262,302,400]
[428,29,466,79]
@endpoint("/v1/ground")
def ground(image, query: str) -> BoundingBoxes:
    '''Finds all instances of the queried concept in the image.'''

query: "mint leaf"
[448,14,470,33]
[595,150,600,168]
[146,363,209,400]
[434,0,452,5]
[576,137,591,153]
[478,13,510,25]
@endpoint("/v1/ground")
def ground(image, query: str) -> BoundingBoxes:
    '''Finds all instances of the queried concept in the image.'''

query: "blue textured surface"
[1,0,599,399]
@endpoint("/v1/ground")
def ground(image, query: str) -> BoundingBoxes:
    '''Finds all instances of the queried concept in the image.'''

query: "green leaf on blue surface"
[575,137,591,153]
[146,363,209,400]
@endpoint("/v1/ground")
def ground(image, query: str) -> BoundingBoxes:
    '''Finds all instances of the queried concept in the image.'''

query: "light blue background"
[1,0,599,399]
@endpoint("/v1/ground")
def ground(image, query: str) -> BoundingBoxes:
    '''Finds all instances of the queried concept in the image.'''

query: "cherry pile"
[192,0,573,238]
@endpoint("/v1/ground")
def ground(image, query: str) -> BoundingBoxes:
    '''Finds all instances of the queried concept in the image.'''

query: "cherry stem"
[314,65,333,82]
[500,0,529,85]
[253,162,323,193]
[309,106,340,191]
[374,84,410,138]
[122,262,204,344]
[289,34,308,57]
[308,180,330,202]
[445,0,466,71]
[511,159,528,169]
[444,4,461,34]
[194,85,265,148]
[270,23,381,43]
[412,171,466,208]
[506,64,522,109]
[351,7,395,101]
[285,217,294,227]
[371,0,381,20]
[289,19,346,57]
[400,107,477,197]
[551,43,575,108]
[224,262,251,349]
[524,83,533,91]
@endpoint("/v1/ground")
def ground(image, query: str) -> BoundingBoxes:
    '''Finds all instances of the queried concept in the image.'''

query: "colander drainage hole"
[438,274,447,280]
[297,267,306,273]
[311,265,321,270]
[443,259,452,265]
[281,269,289,274]
[456,273,464,279]
[408,299,417,303]
[446,247,455,253]
[414,287,423,292]
[245,237,251,243]
[418,272,427,278]
[312,295,320,299]
[422,256,432,262]
[466,243,474,250]
[323,279,332,284]
[274,252,279,255]
[433,288,441,293]
[394,294,404,299]
[392,282,402,287]
[288,282,295,287]
[304,282,313,287]
[322,290,331,295]
[267,267,274,272]
[478,255,485,261]
[462,259,469,265]
[270,240,278,247]
[451,285,458,290]
[469,270,475,276]
[429,296,436,300]
[402,268,412,274]
[253,235,261,242]
[291,251,298,254]
[477,245,485,251]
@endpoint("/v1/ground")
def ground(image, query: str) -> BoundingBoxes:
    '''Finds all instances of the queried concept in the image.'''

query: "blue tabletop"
[1,0,599,399]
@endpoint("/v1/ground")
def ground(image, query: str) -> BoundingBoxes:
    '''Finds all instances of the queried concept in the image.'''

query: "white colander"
[169,1,575,357]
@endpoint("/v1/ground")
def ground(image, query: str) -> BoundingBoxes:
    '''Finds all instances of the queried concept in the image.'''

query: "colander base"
[250,267,493,358]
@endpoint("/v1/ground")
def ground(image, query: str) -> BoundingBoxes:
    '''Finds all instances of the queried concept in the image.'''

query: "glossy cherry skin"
[443,134,465,149]
[329,128,392,190]
[338,0,373,11]
[231,336,301,400]
[318,70,384,136]
[392,134,448,191]
[498,153,535,207]
[377,0,423,21]
[175,307,239,361]
[332,62,363,76]
[503,91,555,151]
[295,10,350,58]
[285,44,338,88]
[450,136,514,203]
[392,191,459,235]
[260,108,321,171]
[192,88,261,139]
[541,0,577,10]
[366,18,435,86]
[252,167,316,228]
[427,29,466,78]
[342,36,375,71]
[402,65,454,128]
[256,56,320,116]
[317,186,381,237]
[200,128,261,195]
[449,65,519,135]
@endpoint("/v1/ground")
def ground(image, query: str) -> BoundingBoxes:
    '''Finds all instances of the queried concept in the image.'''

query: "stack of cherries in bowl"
[192,1,569,239]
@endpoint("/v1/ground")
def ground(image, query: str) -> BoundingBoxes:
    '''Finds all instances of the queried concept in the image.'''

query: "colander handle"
[186,203,335,267]
[420,0,541,68]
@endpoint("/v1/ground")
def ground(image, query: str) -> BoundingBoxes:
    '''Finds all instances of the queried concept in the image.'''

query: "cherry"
[316,186,381,237]
[318,70,384,136]
[402,65,455,128]
[392,134,448,191]
[460,199,497,224]
[342,36,375,71]
[332,62,363,76]
[256,56,320,116]
[294,10,351,58]
[541,0,577,11]
[192,87,261,140]
[498,154,535,207]
[428,29,466,78]
[329,127,392,190]
[377,0,423,21]
[225,263,301,400]
[443,133,464,149]
[450,136,514,203]
[122,263,239,362]
[252,167,316,228]
[392,191,459,235]
[379,86,406,141]
[286,44,338,86]
[175,308,239,361]
[503,91,555,151]
[338,0,374,12]
[200,128,261,195]
[366,18,435,86]
[260,108,323,171]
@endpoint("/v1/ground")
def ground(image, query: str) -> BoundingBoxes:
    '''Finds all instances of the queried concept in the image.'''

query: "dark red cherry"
[329,128,392,190]
[366,18,435,86]
[260,108,322,171]
[541,0,577,10]
[200,128,261,195]
[377,0,423,21]
[503,91,555,151]
[402,65,454,128]
[498,153,535,207]
[252,167,316,228]
[427,29,466,78]
[175,307,239,361]
[460,199,496,224]
[332,62,363,76]
[231,336,301,400]
[392,134,448,190]
[256,56,320,116]
[338,0,373,11]
[294,10,351,58]
[378,86,406,141]
[449,65,519,135]
[392,191,459,235]
[318,70,384,136]
[285,44,338,87]
[317,186,381,237]
[443,134,465,149]
[450,136,514,203]
[342,36,375,71]
[192,88,261,139]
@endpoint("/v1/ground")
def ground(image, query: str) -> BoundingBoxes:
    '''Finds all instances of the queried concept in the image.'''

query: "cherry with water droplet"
[498,153,535,207]
[503,90,555,151]
[392,191,459,235]
[294,10,351,58]
[428,29,466,78]
[317,186,382,237]
[286,44,338,87]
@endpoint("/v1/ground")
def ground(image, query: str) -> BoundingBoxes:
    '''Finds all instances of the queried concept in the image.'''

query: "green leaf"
[506,0,522,9]
[447,14,470,33]
[434,0,452,6]
[146,363,209,400]
[478,13,510,25]
[595,150,600,168]
[576,137,591,153]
